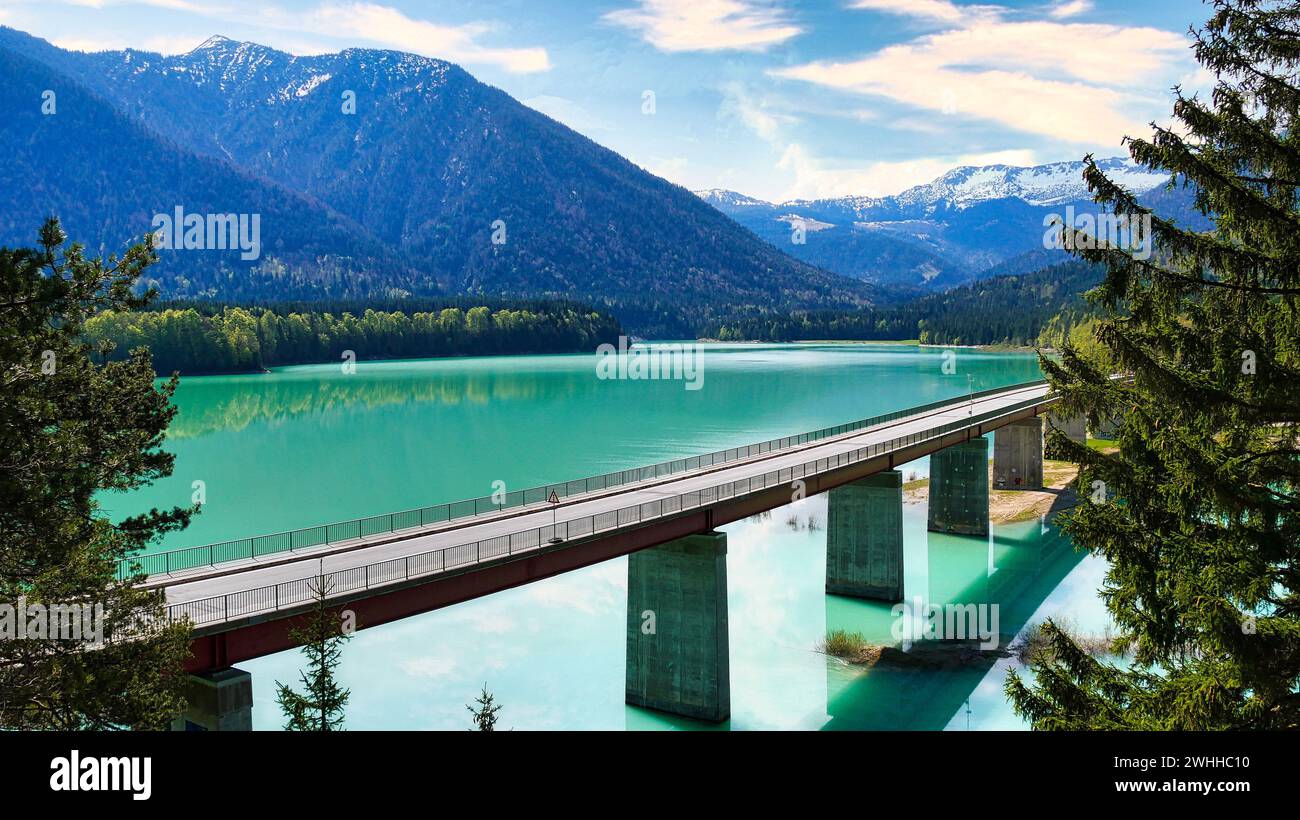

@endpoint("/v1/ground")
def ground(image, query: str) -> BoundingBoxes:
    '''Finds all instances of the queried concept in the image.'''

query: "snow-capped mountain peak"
[895,157,1167,210]
[190,35,236,52]
[694,189,771,208]
[694,157,1168,215]
[692,156,1188,294]
[121,35,455,101]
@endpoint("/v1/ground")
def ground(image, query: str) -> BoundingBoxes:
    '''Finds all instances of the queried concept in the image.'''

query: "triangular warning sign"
[548,490,560,504]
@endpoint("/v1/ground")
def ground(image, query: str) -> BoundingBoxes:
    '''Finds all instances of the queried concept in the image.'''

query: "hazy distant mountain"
[712,259,1107,347]
[696,158,1172,291]
[0,28,876,334]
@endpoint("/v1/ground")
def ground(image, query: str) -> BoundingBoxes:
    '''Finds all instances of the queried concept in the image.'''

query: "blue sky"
[0,0,1211,201]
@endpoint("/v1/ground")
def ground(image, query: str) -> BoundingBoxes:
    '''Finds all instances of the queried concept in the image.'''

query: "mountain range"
[696,158,1173,291]
[0,27,1194,337]
[0,28,874,336]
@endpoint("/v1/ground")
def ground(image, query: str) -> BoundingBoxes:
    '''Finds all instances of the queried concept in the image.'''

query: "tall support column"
[993,417,1044,490]
[171,667,253,731]
[928,437,989,537]
[1091,414,1120,439]
[1046,410,1087,458]
[826,471,904,601]
[626,531,730,722]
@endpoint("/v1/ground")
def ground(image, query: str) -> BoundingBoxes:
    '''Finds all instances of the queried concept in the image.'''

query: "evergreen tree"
[0,218,193,729]
[1007,0,1300,729]
[275,572,351,731]
[467,684,502,732]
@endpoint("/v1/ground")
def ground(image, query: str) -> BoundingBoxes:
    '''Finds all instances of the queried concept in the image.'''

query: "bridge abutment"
[993,417,1043,490]
[170,667,253,731]
[928,437,989,537]
[625,531,730,722]
[826,471,904,601]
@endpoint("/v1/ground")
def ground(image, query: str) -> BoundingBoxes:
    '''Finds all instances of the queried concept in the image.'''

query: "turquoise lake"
[112,342,1112,730]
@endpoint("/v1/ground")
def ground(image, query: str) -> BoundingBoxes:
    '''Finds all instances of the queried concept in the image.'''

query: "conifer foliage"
[0,219,192,729]
[276,573,352,731]
[467,685,502,732]
[1007,0,1300,729]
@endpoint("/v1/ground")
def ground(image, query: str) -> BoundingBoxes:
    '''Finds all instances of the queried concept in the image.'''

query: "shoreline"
[161,338,1043,376]
[918,342,1045,353]
[903,458,1083,524]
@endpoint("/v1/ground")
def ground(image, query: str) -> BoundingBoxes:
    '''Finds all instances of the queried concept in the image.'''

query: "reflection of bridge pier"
[625,531,730,722]
[823,518,1086,730]
[825,471,904,602]
[171,667,253,731]
[818,409,1096,729]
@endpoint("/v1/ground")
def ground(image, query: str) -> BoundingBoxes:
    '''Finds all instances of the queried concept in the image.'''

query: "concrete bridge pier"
[928,437,990,537]
[993,417,1043,490]
[1046,411,1087,458]
[625,531,730,722]
[1091,414,1121,439]
[171,667,253,731]
[826,471,904,601]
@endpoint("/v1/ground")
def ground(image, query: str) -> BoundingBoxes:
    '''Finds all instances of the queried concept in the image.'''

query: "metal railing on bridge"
[166,390,1049,628]
[121,379,1048,580]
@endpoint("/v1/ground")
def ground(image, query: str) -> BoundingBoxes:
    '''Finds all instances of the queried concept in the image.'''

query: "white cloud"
[523,95,614,135]
[1049,0,1094,19]
[774,18,1189,146]
[718,81,799,141]
[399,654,458,680]
[525,559,623,615]
[716,81,1038,199]
[604,0,801,52]
[886,115,950,135]
[716,78,1039,198]
[1179,65,1217,99]
[776,143,1038,199]
[462,611,518,635]
[49,34,214,55]
[31,0,552,73]
[287,3,550,73]
[644,155,690,182]
[59,0,214,10]
[847,0,972,24]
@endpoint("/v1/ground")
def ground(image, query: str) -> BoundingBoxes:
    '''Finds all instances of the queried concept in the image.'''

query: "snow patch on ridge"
[694,158,1168,214]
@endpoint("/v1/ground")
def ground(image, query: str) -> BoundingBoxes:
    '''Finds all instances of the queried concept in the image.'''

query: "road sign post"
[548,490,563,544]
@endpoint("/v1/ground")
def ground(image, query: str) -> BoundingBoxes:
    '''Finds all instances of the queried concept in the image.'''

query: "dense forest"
[89,258,1107,374]
[82,259,1104,372]
[908,260,1104,346]
[85,298,623,374]
[709,261,1104,347]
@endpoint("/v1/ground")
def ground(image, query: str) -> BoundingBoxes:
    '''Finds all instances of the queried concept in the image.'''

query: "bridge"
[145,378,1087,729]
